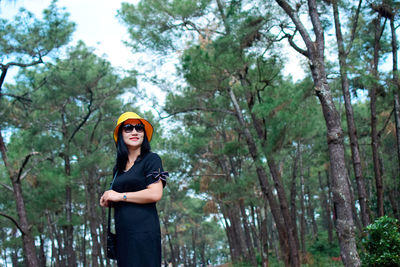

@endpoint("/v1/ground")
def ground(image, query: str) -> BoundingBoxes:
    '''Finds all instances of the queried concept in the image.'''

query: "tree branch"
[0,127,14,179]
[275,0,314,55]
[378,108,394,139]
[216,0,230,34]
[68,88,94,143]
[0,182,13,192]
[17,152,40,183]
[0,212,25,235]
[182,20,207,39]
[161,107,236,119]
[0,93,32,103]
[283,30,309,57]
[0,56,43,91]
[308,0,324,51]
[345,0,363,56]
[1,57,43,69]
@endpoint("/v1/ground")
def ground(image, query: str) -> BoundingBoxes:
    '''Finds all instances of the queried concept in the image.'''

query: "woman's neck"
[127,146,141,164]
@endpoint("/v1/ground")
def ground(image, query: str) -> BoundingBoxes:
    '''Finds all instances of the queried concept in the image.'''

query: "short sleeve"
[144,153,168,188]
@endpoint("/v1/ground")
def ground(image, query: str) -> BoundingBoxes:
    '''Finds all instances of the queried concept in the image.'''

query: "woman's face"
[121,119,145,149]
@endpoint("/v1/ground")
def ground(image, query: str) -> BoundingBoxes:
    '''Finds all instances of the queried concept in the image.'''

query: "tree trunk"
[0,130,40,267]
[306,185,318,238]
[46,211,61,267]
[318,171,333,243]
[388,189,400,220]
[238,199,257,266]
[370,14,384,217]
[290,146,300,249]
[260,203,269,267]
[191,229,197,267]
[39,232,46,266]
[275,0,360,265]
[86,170,101,267]
[298,144,306,256]
[162,216,177,267]
[332,0,370,227]
[390,16,400,175]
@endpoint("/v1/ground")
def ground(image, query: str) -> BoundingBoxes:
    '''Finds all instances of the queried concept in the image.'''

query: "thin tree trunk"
[86,170,101,267]
[191,229,197,267]
[318,172,331,241]
[388,189,399,220]
[221,210,237,262]
[218,153,256,264]
[62,148,76,266]
[306,185,318,238]
[371,14,384,217]
[238,199,257,266]
[261,203,269,267]
[390,17,400,174]
[39,232,46,267]
[346,171,362,232]
[46,211,61,267]
[332,0,370,227]
[162,216,177,267]
[298,144,306,256]
[290,146,300,250]
[325,170,334,244]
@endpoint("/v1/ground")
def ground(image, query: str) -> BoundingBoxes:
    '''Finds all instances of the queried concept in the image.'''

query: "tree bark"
[45,211,61,267]
[332,0,370,227]
[261,203,269,267]
[85,170,101,267]
[305,185,318,238]
[390,16,400,175]
[290,146,300,249]
[370,14,384,217]
[298,143,306,256]
[238,199,257,266]
[274,1,360,265]
[162,216,177,267]
[318,171,333,243]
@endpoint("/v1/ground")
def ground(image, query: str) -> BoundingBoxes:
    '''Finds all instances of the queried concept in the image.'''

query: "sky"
[1,0,136,70]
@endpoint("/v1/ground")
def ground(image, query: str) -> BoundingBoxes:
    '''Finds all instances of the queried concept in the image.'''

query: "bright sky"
[1,0,137,69]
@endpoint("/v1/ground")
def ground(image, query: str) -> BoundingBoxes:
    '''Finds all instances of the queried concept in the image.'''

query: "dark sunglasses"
[122,124,145,133]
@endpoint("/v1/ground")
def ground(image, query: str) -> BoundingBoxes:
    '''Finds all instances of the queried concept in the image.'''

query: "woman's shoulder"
[143,152,162,162]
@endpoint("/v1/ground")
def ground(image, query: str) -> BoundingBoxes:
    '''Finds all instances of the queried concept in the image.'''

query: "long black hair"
[114,122,151,174]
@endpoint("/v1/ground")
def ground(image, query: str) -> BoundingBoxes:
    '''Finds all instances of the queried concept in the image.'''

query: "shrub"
[361,216,400,267]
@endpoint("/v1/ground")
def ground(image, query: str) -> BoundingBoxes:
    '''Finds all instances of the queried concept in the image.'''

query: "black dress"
[111,152,167,267]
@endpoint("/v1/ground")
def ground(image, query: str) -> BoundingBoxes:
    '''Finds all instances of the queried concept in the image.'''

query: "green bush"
[361,216,400,267]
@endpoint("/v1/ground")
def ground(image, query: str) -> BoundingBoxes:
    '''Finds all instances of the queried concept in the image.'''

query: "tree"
[0,2,74,266]
[332,0,370,227]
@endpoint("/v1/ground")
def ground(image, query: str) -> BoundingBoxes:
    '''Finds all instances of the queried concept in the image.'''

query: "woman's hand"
[100,190,123,207]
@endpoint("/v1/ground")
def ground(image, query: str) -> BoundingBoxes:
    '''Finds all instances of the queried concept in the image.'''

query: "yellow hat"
[113,112,154,143]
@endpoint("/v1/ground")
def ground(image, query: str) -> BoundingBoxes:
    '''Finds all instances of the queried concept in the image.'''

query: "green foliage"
[118,0,212,52]
[361,216,400,267]
[308,231,340,258]
[0,0,75,61]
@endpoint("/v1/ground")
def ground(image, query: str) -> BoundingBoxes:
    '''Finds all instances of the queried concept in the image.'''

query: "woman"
[100,112,168,266]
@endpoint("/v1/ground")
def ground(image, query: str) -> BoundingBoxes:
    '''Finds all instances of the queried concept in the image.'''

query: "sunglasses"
[122,124,145,133]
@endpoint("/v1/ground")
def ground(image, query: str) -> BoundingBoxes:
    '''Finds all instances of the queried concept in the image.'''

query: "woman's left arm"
[100,180,163,206]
